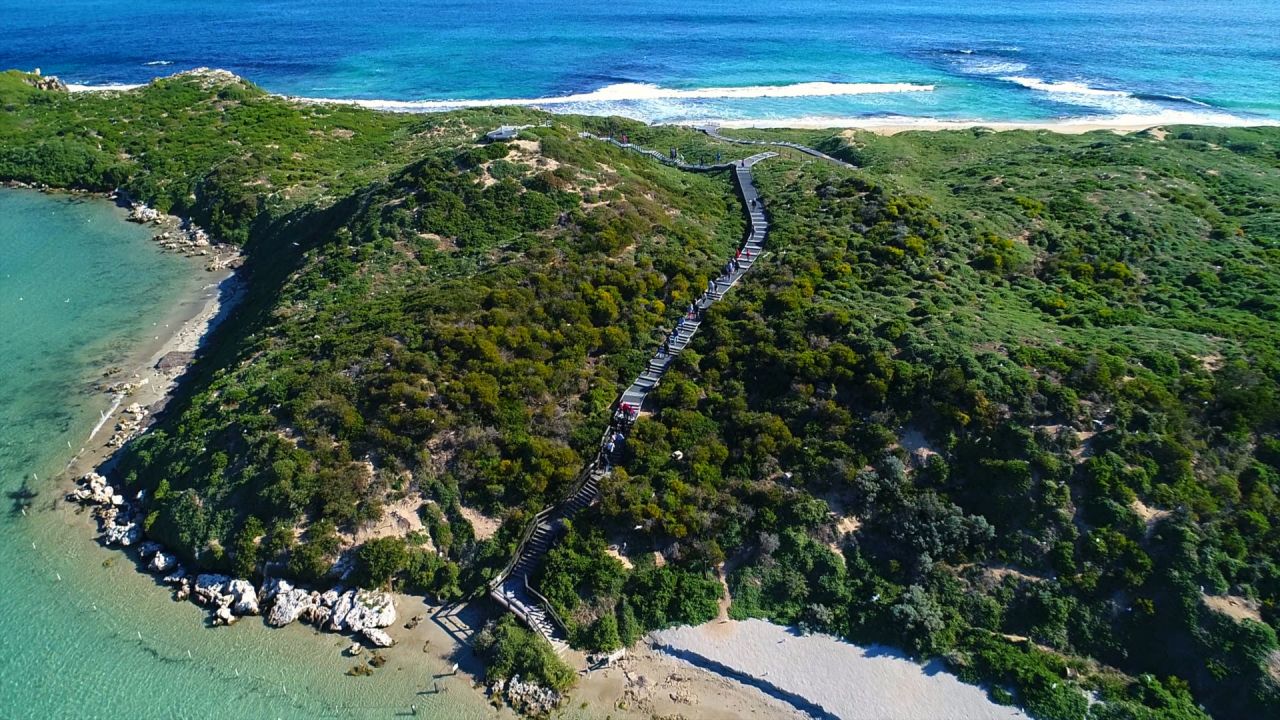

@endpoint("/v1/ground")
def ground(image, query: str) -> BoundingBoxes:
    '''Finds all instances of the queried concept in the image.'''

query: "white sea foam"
[66,82,144,92]
[144,60,173,66]
[298,81,935,112]
[1001,76,1132,98]
[999,75,1162,114]
[964,60,1028,75]
[705,110,1279,131]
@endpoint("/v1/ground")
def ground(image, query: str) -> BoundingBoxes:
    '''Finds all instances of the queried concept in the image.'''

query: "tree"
[357,536,409,587]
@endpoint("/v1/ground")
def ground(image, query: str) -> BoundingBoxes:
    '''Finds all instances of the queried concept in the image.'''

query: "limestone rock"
[361,628,394,648]
[343,590,396,631]
[228,579,259,615]
[149,551,177,574]
[264,581,317,628]
[213,606,237,626]
[193,574,231,606]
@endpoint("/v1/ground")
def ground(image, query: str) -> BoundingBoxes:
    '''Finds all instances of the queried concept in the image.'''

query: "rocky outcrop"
[228,579,260,615]
[25,69,67,92]
[262,578,317,627]
[127,203,164,224]
[331,589,396,632]
[67,472,399,646]
[490,675,563,716]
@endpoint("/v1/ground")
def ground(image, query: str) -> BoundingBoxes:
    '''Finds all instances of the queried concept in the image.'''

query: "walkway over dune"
[489,129,848,651]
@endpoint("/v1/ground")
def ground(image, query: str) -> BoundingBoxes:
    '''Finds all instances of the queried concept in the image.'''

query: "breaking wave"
[299,81,936,112]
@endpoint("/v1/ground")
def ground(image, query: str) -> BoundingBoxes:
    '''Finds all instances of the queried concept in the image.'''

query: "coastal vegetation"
[4,69,1280,718]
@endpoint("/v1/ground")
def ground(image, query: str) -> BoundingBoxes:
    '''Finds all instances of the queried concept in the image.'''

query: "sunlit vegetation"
[4,69,1280,718]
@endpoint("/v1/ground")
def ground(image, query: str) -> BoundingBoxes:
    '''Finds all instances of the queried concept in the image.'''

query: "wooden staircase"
[489,135,782,652]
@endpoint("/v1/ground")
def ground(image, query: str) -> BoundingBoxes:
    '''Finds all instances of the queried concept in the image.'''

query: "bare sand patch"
[1202,594,1263,624]
[1131,498,1171,538]
[652,619,1029,720]
[348,494,428,547]
[605,545,634,570]
[574,641,804,719]
[457,504,501,541]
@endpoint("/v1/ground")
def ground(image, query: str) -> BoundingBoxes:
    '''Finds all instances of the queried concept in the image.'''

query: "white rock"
[102,521,140,546]
[149,551,177,573]
[214,606,237,626]
[265,587,315,627]
[328,590,356,631]
[228,579,259,615]
[162,567,187,585]
[362,628,394,648]
[346,590,396,631]
[138,541,163,558]
[193,574,231,606]
[307,604,332,628]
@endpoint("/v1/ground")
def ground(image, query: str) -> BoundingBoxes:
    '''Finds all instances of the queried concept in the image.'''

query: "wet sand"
[61,268,242,483]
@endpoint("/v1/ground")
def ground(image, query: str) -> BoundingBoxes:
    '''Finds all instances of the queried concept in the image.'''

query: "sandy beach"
[651,619,1030,720]
[61,266,243,483]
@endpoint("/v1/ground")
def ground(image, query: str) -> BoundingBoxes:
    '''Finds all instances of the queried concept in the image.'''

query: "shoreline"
[21,179,805,720]
[61,74,1279,137]
[59,249,243,482]
[709,114,1280,135]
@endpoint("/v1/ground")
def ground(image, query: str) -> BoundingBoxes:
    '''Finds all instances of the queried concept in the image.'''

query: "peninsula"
[3,68,1279,720]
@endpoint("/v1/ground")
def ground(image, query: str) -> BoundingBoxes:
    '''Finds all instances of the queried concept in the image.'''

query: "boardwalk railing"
[696,125,857,168]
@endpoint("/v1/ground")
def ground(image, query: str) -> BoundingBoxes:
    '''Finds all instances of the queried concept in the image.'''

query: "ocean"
[0,0,1277,125]
[0,190,499,719]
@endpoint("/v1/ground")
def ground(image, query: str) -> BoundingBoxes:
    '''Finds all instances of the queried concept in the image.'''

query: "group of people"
[602,407,637,468]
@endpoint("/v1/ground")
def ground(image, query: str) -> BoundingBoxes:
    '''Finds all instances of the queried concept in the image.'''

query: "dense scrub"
[567,126,1280,718]
[5,70,1280,718]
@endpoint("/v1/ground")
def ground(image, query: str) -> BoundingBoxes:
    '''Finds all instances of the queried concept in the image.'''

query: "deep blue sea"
[1,0,1277,125]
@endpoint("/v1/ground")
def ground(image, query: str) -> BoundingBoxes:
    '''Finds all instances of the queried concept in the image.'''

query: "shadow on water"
[7,480,37,515]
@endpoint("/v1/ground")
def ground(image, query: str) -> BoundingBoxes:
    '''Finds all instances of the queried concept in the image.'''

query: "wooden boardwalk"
[488,127,846,652]
[697,125,856,169]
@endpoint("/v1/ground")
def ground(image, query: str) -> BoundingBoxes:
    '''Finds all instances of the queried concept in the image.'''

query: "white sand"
[652,619,1029,720]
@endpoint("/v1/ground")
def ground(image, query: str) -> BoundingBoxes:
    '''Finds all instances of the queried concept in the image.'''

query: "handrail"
[525,574,571,637]
[695,126,856,169]
[488,503,553,591]
[488,447,603,592]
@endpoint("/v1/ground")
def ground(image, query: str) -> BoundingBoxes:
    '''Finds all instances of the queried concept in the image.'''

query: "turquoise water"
[1,0,1278,124]
[0,190,498,719]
